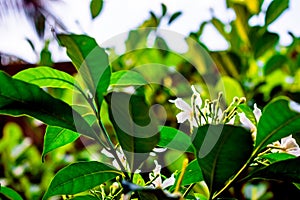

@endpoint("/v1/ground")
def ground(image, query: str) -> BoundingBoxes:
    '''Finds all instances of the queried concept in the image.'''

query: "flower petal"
[253,103,262,122]
[176,111,190,123]
[239,112,255,131]
[290,100,300,113]
[170,98,191,111]
[161,174,176,189]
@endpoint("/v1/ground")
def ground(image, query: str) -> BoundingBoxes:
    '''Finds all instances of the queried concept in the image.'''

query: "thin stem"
[183,183,196,198]
[98,119,131,180]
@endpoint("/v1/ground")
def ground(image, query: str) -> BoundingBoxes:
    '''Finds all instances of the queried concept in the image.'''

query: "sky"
[0,0,299,63]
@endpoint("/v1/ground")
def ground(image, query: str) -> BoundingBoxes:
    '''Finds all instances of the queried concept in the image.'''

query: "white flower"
[272,135,300,157]
[239,103,262,140]
[169,85,202,132]
[149,160,175,189]
[290,100,300,113]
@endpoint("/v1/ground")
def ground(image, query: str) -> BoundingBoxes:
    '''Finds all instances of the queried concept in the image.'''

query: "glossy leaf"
[13,66,75,90]
[42,126,80,161]
[90,0,103,19]
[43,161,121,200]
[0,186,23,200]
[255,97,300,152]
[263,54,287,75]
[158,126,193,152]
[260,153,296,164]
[192,124,253,194]
[250,157,300,183]
[106,92,160,171]
[265,0,289,26]
[110,70,148,86]
[181,159,203,186]
[57,34,111,109]
[168,11,182,25]
[0,71,94,138]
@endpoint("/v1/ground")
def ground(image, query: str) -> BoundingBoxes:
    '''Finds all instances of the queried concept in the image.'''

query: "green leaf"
[192,124,253,195]
[158,126,193,152]
[0,186,23,200]
[254,31,279,59]
[161,3,167,16]
[250,157,300,183]
[255,97,300,152]
[13,66,75,90]
[90,0,103,19]
[265,0,289,26]
[168,11,182,25]
[42,126,80,161]
[263,54,288,75]
[0,71,95,139]
[106,92,160,171]
[260,153,296,164]
[181,159,203,186]
[43,161,121,200]
[57,34,111,109]
[110,70,148,86]
[211,17,229,41]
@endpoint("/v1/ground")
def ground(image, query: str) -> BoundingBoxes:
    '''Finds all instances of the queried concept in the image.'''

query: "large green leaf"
[0,186,23,200]
[265,0,289,26]
[43,161,121,200]
[57,34,111,109]
[192,124,253,195]
[106,92,160,171]
[0,71,94,138]
[13,66,75,90]
[158,126,193,152]
[250,157,300,183]
[110,70,148,86]
[255,97,300,152]
[42,126,80,161]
